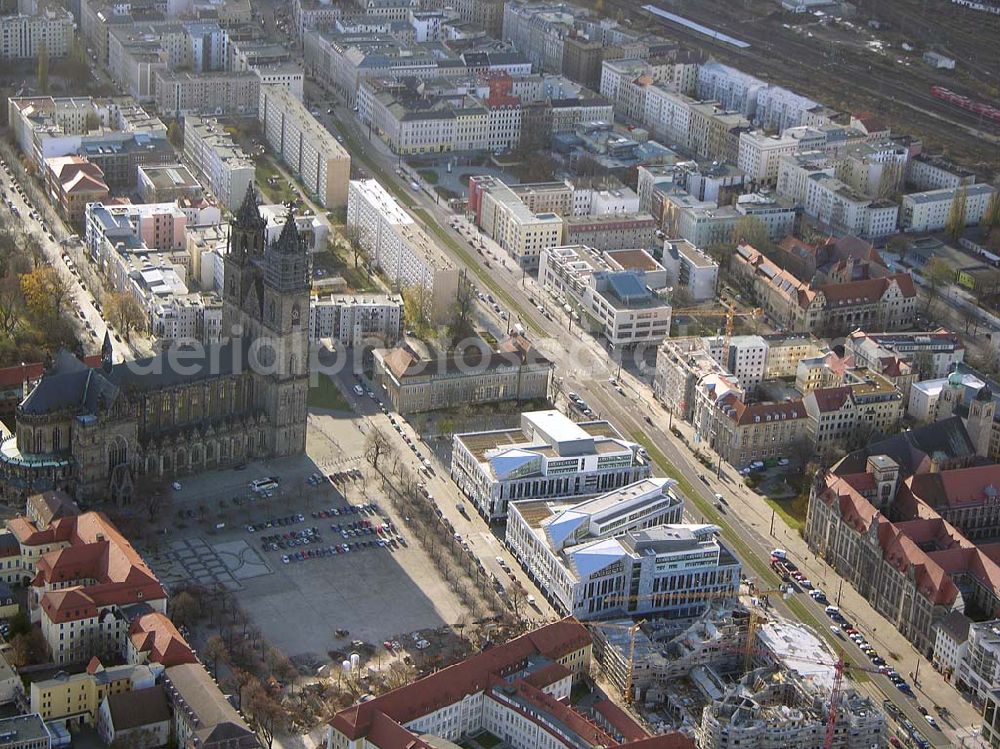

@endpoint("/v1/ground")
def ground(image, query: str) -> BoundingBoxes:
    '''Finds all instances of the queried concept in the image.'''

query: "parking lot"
[142,408,471,664]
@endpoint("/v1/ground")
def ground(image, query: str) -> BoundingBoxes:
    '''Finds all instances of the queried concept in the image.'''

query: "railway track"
[600,0,1000,164]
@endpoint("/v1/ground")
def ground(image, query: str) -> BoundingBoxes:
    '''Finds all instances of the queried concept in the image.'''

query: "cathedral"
[0,184,311,503]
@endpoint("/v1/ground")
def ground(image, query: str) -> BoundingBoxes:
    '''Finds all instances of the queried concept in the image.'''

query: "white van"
[249,478,278,494]
[825,605,840,615]
[770,548,787,559]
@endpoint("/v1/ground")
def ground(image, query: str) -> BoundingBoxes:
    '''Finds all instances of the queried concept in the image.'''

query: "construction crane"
[588,584,790,704]
[672,302,764,350]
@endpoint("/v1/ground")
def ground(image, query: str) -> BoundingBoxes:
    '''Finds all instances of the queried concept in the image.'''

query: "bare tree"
[364,427,393,472]
[203,634,229,678]
[169,591,201,628]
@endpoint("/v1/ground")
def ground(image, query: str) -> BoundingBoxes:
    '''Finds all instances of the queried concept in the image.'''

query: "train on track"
[930,85,1000,125]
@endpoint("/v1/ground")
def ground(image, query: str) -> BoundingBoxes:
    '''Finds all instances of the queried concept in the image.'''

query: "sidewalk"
[661,405,982,741]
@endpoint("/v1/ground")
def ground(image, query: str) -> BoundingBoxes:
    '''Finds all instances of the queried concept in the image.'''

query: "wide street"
[307,87,980,746]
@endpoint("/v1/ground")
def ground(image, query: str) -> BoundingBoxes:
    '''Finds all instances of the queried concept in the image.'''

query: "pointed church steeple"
[101,331,114,374]
[235,183,264,230]
[273,212,304,254]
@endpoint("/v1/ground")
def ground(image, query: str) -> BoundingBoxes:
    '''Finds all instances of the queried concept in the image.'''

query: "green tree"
[167,121,183,148]
[923,255,954,314]
[169,590,201,628]
[20,266,70,320]
[733,215,773,252]
[982,191,1000,230]
[105,292,147,341]
[945,186,969,241]
[37,42,49,94]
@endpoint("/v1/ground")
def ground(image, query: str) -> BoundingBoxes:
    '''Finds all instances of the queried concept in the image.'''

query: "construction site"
[590,601,888,749]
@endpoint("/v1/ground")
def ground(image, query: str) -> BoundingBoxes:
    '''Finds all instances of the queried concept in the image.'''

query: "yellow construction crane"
[672,302,764,351]
[588,585,790,704]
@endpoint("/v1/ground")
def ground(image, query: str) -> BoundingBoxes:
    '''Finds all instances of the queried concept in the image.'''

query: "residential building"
[731,243,917,334]
[508,478,732,619]
[900,184,996,232]
[30,661,160,726]
[258,84,351,208]
[374,335,552,414]
[762,334,824,379]
[346,179,459,324]
[932,365,1000,463]
[163,664,258,749]
[8,97,168,176]
[44,156,110,229]
[258,203,328,254]
[846,329,965,380]
[661,239,718,302]
[686,102,749,164]
[957,620,1000,700]
[138,165,204,204]
[704,335,768,391]
[561,213,659,252]
[653,337,736,422]
[907,154,976,192]
[252,64,305,101]
[803,174,899,239]
[0,6,74,60]
[328,617,692,749]
[96,686,171,749]
[0,650,19,705]
[127,611,197,667]
[803,370,903,449]
[539,245,672,347]
[425,0,503,35]
[662,194,741,249]
[0,715,50,749]
[737,131,799,187]
[699,390,809,468]
[154,71,261,117]
[734,193,797,242]
[183,115,255,211]
[310,293,403,346]
[451,410,651,521]
[7,512,167,665]
[468,176,565,271]
[932,610,970,682]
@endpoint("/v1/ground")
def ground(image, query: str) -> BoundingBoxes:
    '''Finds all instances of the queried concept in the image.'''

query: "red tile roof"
[129,612,197,667]
[717,393,806,426]
[20,512,166,623]
[809,386,852,413]
[331,618,590,741]
[908,464,1000,509]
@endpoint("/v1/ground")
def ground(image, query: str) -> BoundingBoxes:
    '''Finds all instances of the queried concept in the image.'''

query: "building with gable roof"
[806,428,1000,654]
[5,511,167,665]
[128,611,197,667]
[327,616,693,749]
[44,156,110,229]
[0,184,310,503]
[163,663,258,749]
[506,479,740,619]
[731,242,917,335]
[30,659,161,726]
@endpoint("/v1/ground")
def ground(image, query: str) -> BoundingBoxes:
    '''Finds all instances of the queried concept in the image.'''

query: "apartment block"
[540,245,672,347]
[309,293,403,346]
[661,239,718,302]
[561,213,659,252]
[737,131,799,187]
[451,410,651,521]
[0,6,73,60]
[468,175,564,270]
[154,70,260,117]
[803,174,899,239]
[374,335,553,414]
[0,715,51,749]
[182,115,255,211]
[653,337,736,422]
[30,662,160,726]
[907,153,976,192]
[346,179,458,324]
[258,85,351,208]
[900,184,995,232]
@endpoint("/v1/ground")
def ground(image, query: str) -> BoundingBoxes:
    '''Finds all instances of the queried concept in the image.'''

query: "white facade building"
[309,293,403,345]
[900,184,995,232]
[346,179,458,324]
[451,410,651,521]
[661,239,718,302]
[539,245,672,348]
[182,115,255,211]
[737,131,799,187]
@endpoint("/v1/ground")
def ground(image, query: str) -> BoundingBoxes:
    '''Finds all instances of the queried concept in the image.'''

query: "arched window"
[52,428,60,452]
[108,436,127,475]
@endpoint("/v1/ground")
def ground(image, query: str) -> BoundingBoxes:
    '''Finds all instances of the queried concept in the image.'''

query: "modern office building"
[539,245,672,347]
[451,410,651,520]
